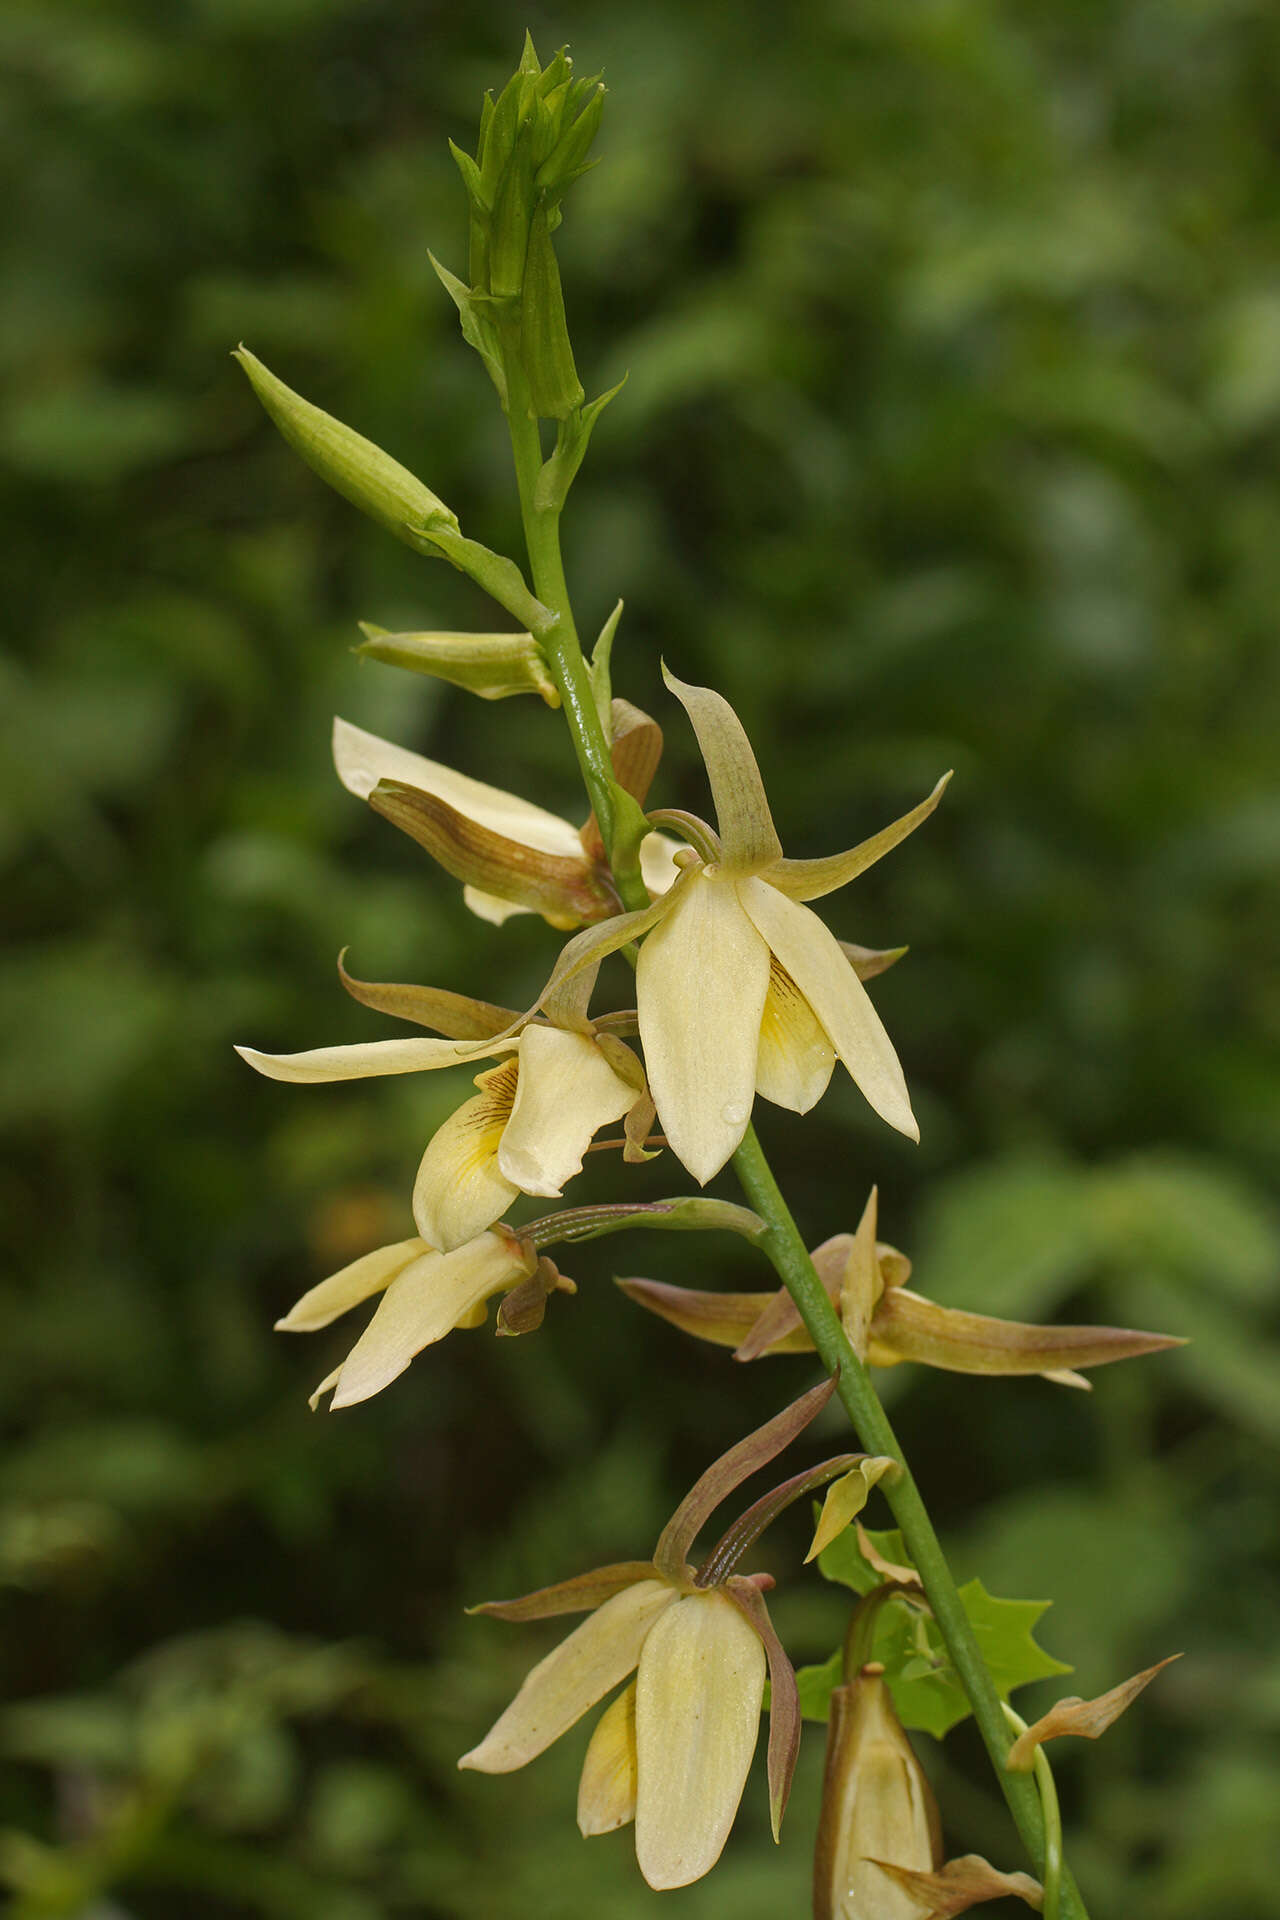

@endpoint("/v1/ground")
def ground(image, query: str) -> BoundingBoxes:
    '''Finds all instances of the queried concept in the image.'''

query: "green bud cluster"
[441,34,604,420]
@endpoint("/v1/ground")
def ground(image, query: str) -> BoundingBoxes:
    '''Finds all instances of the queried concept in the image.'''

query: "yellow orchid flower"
[237,980,646,1251]
[275,1225,551,1410]
[461,1381,843,1889]
[514,670,948,1184]
[332,714,682,928]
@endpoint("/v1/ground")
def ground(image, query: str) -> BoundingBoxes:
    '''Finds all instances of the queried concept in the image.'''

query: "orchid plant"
[234,37,1182,1915]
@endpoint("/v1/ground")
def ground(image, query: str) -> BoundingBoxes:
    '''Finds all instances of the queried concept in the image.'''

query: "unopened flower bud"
[356,622,560,706]
[520,205,585,420]
[814,1664,941,1920]
[234,348,457,548]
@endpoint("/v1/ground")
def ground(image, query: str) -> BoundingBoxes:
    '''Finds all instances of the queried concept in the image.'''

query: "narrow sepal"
[1005,1656,1181,1771]
[695,1455,864,1589]
[733,1230,849,1361]
[467,1561,659,1622]
[652,1376,837,1579]
[275,1236,428,1333]
[768,772,952,903]
[520,867,691,1028]
[338,952,520,1039]
[459,1579,678,1773]
[616,1278,813,1353]
[867,1289,1186,1379]
[661,666,783,873]
[869,1854,1044,1915]
[236,1033,506,1084]
[724,1577,801,1842]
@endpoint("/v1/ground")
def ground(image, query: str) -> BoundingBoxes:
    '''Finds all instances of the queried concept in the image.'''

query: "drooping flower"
[332,705,681,929]
[510,669,949,1183]
[618,1189,1184,1389]
[275,1224,557,1410]
[460,1380,856,1890]
[237,972,647,1252]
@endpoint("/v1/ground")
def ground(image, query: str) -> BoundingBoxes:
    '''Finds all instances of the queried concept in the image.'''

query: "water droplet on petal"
[720,1101,748,1127]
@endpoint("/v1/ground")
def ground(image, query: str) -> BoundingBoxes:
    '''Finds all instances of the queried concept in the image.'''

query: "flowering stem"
[732,1123,1088,1916]
[503,370,646,904]
[501,352,1087,1914]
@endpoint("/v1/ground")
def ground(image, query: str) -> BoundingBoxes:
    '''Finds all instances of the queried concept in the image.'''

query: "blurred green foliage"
[2,0,1278,1913]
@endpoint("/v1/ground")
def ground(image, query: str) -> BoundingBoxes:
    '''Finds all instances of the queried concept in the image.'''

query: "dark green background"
[3,1,1278,1913]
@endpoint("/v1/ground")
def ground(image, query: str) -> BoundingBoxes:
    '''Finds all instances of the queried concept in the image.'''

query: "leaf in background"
[1092,1153,1278,1305]
[913,1156,1094,1319]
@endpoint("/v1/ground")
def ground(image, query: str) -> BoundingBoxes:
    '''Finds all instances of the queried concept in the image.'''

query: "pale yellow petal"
[276,1236,429,1332]
[662,667,782,873]
[413,1062,520,1250]
[235,1035,508,1084]
[497,1028,636,1198]
[755,957,835,1113]
[577,1682,638,1836]
[636,871,770,1185]
[737,878,918,1142]
[332,717,583,858]
[459,1579,677,1773]
[330,1233,519,1408]
[634,1589,766,1890]
[638,831,683,899]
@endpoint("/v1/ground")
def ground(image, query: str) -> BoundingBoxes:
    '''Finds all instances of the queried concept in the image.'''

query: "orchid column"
[233,35,1183,1914]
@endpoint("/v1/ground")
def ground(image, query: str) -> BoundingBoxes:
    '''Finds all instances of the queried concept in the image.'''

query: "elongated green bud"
[520,206,585,419]
[234,347,457,548]
[356,622,560,705]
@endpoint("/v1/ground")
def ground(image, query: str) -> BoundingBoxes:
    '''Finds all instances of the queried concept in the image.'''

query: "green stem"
[504,365,645,901]
[500,346,1087,1915]
[732,1123,1088,1916]
[1005,1704,1064,1919]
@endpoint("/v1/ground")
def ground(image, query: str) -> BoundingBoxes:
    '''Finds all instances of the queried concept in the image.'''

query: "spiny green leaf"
[803,1528,1071,1738]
